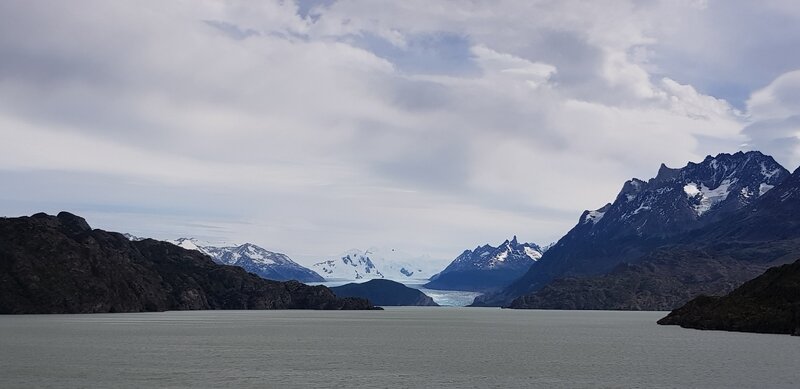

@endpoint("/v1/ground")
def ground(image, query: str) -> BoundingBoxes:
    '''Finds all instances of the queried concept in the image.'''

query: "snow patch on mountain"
[760,183,775,196]
[171,237,212,255]
[684,179,734,216]
[524,246,543,260]
[761,162,783,179]
[583,209,606,224]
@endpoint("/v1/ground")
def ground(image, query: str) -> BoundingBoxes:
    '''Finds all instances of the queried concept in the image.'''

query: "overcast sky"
[2,0,800,266]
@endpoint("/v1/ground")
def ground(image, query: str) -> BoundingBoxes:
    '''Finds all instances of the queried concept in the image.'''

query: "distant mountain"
[312,248,441,281]
[475,151,790,307]
[170,238,323,283]
[658,259,800,336]
[0,212,375,313]
[424,237,543,292]
[331,279,439,306]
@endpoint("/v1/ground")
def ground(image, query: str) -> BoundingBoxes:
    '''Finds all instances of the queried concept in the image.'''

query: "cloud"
[0,0,793,264]
[645,0,800,109]
[743,70,800,167]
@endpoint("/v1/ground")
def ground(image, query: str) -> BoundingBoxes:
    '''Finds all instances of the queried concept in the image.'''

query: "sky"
[2,0,800,266]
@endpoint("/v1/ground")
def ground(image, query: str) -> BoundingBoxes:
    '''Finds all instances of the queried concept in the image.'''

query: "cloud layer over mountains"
[1,0,799,263]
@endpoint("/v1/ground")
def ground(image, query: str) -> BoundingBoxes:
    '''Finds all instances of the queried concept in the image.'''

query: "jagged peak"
[691,151,780,173]
[617,151,786,201]
[615,178,646,203]
[575,150,789,236]
[651,163,681,184]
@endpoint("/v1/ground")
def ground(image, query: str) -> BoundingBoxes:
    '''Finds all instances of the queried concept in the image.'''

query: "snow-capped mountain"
[576,151,789,239]
[509,162,800,311]
[313,249,383,280]
[474,151,790,306]
[312,248,442,281]
[169,238,324,282]
[122,233,145,241]
[424,236,544,292]
[171,237,211,254]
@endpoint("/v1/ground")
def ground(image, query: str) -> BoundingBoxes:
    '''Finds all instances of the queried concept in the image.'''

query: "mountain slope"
[0,212,375,313]
[331,279,439,306]
[424,237,543,292]
[475,151,790,307]
[507,240,800,310]
[508,160,800,310]
[658,259,800,335]
[170,238,323,282]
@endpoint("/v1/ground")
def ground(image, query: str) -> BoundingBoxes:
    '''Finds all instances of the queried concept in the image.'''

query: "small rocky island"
[658,259,800,336]
[0,212,376,313]
[332,279,439,306]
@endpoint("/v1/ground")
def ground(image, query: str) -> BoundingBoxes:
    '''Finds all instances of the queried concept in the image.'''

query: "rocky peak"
[651,163,681,184]
[473,151,792,307]
[615,178,646,203]
[56,211,92,235]
[584,151,789,238]
[445,238,542,272]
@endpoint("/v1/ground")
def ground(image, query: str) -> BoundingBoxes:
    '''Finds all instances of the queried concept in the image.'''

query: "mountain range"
[169,238,323,282]
[424,236,544,292]
[475,151,795,308]
[0,212,375,313]
[311,248,442,281]
[4,150,798,328]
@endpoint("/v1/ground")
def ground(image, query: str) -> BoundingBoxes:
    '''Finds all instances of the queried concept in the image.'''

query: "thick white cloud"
[743,70,800,168]
[0,0,792,264]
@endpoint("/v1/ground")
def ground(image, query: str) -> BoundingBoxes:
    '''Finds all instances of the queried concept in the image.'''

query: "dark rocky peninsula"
[332,279,439,306]
[658,259,800,335]
[0,212,376,313]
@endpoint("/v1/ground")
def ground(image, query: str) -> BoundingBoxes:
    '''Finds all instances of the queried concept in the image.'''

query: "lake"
[0,308,797,388]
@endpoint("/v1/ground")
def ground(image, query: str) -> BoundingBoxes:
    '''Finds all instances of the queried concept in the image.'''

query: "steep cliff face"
[0,212,375,314]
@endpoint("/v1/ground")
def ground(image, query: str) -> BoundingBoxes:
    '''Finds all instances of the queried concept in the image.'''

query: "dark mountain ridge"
[507,157,800,310]
[0,212,376,313]
[474,151,790,307]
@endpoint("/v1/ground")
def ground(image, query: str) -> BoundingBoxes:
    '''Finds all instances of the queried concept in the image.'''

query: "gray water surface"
[1,308,797,388]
